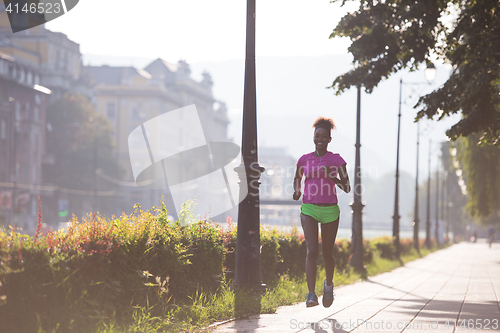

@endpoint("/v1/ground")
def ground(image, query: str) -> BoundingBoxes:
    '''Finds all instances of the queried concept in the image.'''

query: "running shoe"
[305,292,319,307]
[322,279,334,308]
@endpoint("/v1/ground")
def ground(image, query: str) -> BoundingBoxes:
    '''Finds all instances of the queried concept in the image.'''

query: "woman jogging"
[292,117,350,308]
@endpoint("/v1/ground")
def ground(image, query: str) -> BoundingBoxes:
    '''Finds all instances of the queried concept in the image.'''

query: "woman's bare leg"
[301,213,319,293]
[320,218,339,287]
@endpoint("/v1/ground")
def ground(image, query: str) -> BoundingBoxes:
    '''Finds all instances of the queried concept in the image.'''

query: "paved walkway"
[212,241,500,332]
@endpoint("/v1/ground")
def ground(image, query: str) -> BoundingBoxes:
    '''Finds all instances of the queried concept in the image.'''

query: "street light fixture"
[393,63,436,258]
[425,63,436,82]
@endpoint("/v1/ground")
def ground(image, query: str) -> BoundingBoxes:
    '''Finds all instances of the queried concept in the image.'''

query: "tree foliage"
[44,94,121,215]
[439,142,469,230]
[330,0,500,144]
[454,134,500,224]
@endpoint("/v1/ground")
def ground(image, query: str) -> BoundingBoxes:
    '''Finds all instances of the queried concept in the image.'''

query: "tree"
[437,142,469,235]
[454,134,500,224]
[45,94,122,218]
[329,0,500,144]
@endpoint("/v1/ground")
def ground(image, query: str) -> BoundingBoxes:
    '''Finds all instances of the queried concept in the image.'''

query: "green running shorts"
[301,203,340,224]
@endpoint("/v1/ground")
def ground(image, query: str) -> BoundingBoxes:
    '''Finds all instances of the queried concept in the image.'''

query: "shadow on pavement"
[365,278,430,301]
[324,318,351,333]
[390,299,500,319]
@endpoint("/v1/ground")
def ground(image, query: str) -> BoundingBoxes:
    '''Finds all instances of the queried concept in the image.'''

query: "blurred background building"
[0,5,230,232]
[85,59,229,218]
[0,51,49,231]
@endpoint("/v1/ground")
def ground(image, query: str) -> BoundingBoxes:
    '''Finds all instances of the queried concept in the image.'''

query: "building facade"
[1,5,87,229]
[259,146,299,226]
[0,52,50,230]
[0,5,85,100]
[86,59,230,219]
[1,4,231,225]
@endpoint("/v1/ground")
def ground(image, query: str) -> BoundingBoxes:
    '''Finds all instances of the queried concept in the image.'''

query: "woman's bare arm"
[323,164,351,193]
[292,166,303,200]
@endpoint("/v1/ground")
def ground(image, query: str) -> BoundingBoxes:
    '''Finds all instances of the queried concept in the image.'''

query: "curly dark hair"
[313,117,336,135]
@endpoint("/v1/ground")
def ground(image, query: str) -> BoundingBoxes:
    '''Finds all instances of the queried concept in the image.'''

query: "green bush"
[0,201,423,332]
[400,238,414,255]
[363,239,376,264]
[260,227,281,287]
[333,238,351,272]
[370,236,396,259]
[0,202,228,332]
[276,228,305,280]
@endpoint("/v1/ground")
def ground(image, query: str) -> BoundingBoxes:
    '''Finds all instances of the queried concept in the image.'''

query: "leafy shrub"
[221,221,237,281]
[0,200,424,332]
[370,236,395,259]
[363,239,376,263]
[260,227,281,287]
[276,227,305,280]
[333,238,351,272]
[399,238,414,255]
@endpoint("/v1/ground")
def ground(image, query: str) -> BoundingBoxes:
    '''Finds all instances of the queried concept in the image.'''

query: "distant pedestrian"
[292,117,350,308]
[488,225,495,248]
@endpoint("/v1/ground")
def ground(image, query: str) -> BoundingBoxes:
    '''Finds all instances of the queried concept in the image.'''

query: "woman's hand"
[337,164,351,193]
[293,191,301,201]
[323,164,350,193]
[293,166,303,201]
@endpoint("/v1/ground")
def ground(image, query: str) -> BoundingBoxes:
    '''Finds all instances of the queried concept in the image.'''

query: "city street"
[212,241,500,332]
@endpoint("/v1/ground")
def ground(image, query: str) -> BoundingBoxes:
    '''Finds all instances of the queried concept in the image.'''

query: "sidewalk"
[212,242,500,332]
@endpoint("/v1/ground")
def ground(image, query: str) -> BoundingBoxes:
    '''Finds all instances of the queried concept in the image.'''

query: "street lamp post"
[413,120,420,252]
[435,156,440,245]
[91,117,98,214]
[442,165,446,241]
[425,140,432,248]
[393,78,403,259]
[12,102,19,221]
[233,0,266,291]
[445,171,450,241]
[393,63,436,258]
[350,86,365,272]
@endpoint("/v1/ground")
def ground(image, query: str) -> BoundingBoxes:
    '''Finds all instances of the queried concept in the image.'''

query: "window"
[32,165,37,183]
[24,102,30,120]
[106,102,116,118]
[15,101,21,121]
[0,119,5,140]
[56,50,60,69]
[34,107,39,122]
[131,104,146,120]
[31,197,37,216]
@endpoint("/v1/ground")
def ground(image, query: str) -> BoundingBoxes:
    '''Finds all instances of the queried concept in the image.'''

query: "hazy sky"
[46,0,358,62]
[45,0,461,181]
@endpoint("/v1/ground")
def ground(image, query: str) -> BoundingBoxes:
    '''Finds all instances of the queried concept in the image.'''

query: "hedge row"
[0,203,427,332]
